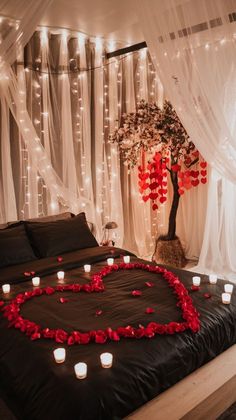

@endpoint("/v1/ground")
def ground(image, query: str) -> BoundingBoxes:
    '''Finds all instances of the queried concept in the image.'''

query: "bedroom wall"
[0,25,207,259]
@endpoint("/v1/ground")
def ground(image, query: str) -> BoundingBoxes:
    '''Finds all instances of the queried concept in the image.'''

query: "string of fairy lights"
[15,26,165,252]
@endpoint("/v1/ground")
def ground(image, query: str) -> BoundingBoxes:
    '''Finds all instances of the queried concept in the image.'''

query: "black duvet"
[0,246,236,420]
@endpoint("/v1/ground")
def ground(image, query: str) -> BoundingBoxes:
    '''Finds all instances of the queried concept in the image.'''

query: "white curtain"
[0,9,208,261]
[136,0,236,279]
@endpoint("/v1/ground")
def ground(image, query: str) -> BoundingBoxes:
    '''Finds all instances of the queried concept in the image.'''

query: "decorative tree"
[110,100,207,266]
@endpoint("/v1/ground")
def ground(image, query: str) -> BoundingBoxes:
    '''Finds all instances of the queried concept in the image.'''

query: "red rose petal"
[24,272,31,277]
[131,290,142,296]
[59,297,68,304]
[57,256,63,262]
[145,281,154,288]
[204,293,211,299]
[191,285,200,291]
[95,309,103,316]
[145,307,155,314]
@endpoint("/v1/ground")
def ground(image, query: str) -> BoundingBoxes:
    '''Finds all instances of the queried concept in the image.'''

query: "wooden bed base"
[126,344,236,420]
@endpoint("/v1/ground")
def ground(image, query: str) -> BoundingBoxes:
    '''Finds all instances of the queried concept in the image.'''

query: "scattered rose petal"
[145,281,154,288]
[95,309,103,316]
[204,293,211,299]
[131,290,142,296]
[59,297,68,304]
[31,271,35,276]
[145,307,155,314]
[24,272,31,277]
[191,285,200,291]
[57,256,63,262]
[0,301,4,307]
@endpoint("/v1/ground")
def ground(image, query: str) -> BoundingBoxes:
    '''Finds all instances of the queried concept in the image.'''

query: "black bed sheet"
[0,246,236,420]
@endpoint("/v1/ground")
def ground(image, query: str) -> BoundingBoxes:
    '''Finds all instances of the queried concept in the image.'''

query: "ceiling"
[2,0,144,47]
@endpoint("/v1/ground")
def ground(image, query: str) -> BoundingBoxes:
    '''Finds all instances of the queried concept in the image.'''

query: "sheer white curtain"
[136,0,236,279]
[0,1,92,219]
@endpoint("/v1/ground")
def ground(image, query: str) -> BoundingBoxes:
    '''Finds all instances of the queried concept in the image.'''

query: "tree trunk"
[162,170,180,240]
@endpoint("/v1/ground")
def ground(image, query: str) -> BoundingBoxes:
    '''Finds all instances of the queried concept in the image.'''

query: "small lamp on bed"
[101,221,118,246]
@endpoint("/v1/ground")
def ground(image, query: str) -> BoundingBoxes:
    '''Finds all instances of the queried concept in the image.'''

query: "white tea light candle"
[209,274,217,284]
[2,284,10,294]
[32,277,40,287]
[100,352,113,368]
[224,284,234,294]
[107,258,114,266]
[123,255,130,263]
[192,276,201,286]
[222,293,231,304]
[74,362,87,379]
[53,348,66,363]
[57,271,65,280]
[84,264,91,273]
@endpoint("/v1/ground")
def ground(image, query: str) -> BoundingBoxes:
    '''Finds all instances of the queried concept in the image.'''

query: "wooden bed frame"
[126,344,236,420]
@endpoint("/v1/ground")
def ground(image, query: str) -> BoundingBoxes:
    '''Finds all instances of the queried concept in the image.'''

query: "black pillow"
[0,224,37,268]
[26,212,98,257]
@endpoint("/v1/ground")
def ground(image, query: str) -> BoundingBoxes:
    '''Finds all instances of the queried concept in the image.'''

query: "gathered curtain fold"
[136,0,236,279]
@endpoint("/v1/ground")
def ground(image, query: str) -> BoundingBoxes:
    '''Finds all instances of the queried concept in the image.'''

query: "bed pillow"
[27,212,72,223]
[0,224,37,268]
[26,212,98,257]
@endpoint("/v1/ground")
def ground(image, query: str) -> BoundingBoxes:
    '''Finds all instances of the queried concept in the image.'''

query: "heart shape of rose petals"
[2,263,200,346]
[200,161,207,169]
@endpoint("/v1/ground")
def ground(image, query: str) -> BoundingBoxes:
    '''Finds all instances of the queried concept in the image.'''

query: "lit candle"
[57,271,65,280]
[209,274,217,284]
[100,352,113,368]
[224,284,234,294]
[74,362,87,379]
[222,293,231,304]
[84,264,91,273]
[53,348,66,363]
[32,277,40,287]
[107,258,114,266]
[123,255,130,263]
[2,284,10,294]
[192,276,201,286]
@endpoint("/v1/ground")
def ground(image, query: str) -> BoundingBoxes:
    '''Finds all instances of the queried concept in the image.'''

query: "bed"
[0,213,236,420]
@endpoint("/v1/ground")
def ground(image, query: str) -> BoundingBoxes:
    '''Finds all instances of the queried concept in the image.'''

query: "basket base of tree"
[152,236,187,268]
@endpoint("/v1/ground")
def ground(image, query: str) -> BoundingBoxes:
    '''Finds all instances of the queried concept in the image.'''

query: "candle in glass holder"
[192,276,201,286]
[74,362,87,379]
[2,284,10,294]
[222,293,231,304]
[107,258,114,266]
[84,264,91,273]
[53,348,66,363]
[32,277,40,287]
[123,255,130,263]
[100,352,113,368]
[57,271,65,280]
[224,284,234,294]
[209,274,217,284]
